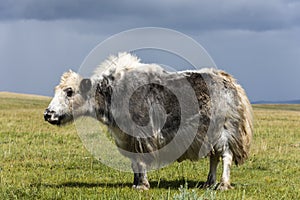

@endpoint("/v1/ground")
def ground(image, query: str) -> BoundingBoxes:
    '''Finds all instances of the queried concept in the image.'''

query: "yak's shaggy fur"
[45,52,253,190]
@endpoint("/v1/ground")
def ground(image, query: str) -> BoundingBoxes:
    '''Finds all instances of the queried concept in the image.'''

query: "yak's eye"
[64,88,73,97]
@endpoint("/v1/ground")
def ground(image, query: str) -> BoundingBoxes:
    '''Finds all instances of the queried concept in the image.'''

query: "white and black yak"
[44,52,253,190]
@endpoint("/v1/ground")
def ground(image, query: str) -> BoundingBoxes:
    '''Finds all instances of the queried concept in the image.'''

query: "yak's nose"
[44,108,54,121]
[44,109,61,125]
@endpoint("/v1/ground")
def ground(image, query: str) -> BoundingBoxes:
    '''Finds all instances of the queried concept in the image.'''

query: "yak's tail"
[219,71,253,165]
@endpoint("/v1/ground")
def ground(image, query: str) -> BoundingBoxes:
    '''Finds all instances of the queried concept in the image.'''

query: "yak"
[44,52,253,190]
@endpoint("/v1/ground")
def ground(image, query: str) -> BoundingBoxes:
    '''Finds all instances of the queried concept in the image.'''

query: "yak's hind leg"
[203,154,220,188]
[218,149,233,190]
[131,161,150,190]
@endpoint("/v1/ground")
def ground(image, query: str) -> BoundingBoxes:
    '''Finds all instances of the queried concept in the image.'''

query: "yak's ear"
[80,78,92,95]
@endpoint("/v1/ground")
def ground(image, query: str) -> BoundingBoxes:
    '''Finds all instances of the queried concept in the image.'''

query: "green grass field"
[0,92,299,199]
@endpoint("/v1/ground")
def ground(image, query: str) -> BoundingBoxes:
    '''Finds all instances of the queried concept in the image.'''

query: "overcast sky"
[0,0,299,101]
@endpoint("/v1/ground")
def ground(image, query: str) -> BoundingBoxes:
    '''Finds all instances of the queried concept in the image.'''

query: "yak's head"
[44,70,92,125]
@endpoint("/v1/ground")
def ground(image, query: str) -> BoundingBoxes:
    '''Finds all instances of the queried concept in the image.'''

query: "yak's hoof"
[202,183,212,188]
[202,182,217,189]
[132,179,150,190]
[202,178,216,189]
[217,182,233,190]
[132,184,150,190]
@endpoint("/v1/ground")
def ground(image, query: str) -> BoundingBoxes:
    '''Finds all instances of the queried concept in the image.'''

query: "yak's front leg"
[131,160,150,190]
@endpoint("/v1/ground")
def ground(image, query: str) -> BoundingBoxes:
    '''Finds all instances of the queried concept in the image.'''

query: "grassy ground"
[0,92,299,199]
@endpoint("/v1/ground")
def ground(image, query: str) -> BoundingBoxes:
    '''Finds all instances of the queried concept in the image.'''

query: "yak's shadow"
[43,181,132,188]
[42,179,207,189]
[150,179,206,189]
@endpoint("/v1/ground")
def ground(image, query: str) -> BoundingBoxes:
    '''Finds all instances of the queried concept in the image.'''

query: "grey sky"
[0,0,299,101]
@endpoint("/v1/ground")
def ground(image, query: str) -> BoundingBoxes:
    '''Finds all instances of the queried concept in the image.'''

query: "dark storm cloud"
[1,0,300,101]
[0,0,159,20]
[1,0,300,31]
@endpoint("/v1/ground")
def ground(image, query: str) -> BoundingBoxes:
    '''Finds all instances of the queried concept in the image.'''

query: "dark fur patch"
[80,79,92,97]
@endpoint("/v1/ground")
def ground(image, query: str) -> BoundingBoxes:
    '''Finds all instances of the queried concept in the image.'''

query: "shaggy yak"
[44,52,253,190]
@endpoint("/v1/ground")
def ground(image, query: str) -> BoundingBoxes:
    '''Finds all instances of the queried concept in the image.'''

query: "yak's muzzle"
[44,108,61,125]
